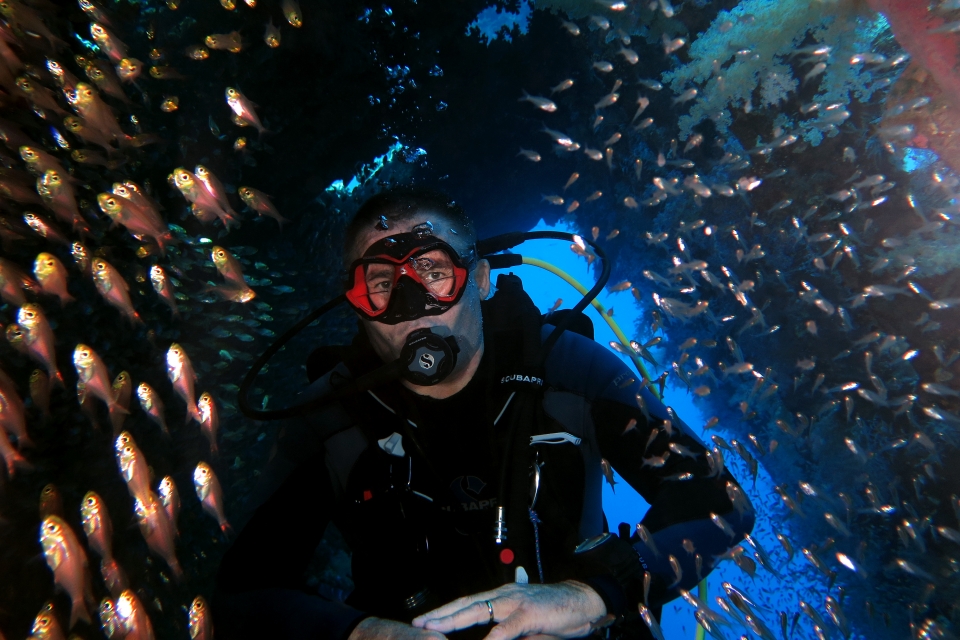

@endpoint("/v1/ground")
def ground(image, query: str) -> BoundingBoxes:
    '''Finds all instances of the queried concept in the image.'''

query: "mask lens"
[363,262,396,310]
[345,236,470,322]
[409,249,456,297]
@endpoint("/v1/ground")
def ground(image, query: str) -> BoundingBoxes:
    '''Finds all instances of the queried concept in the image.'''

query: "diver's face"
[351,216,490,373]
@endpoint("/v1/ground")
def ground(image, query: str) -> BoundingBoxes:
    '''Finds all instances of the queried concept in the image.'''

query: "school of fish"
[0,0,958,638]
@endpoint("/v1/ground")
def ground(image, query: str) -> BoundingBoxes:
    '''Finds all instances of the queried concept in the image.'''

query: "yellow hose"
[520,256,657,396]
[695,578,707,640]
[520,256,706,633]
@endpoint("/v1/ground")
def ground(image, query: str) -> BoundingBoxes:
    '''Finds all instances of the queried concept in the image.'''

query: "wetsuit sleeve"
[543,329,754,615]
[212,450,369,640]
[590,359,755,612]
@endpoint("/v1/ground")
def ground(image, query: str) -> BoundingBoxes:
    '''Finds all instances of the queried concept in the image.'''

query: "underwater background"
[0,0,958,638]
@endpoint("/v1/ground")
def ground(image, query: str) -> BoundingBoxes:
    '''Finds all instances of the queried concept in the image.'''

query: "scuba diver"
[213,188,755,639]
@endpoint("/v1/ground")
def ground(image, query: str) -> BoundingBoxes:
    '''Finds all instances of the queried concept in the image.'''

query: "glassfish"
[281,0,302,27]
[188,596,214,640]
[31,601,67,640]
[39,483,63,519]
[116,589,155,639]
[110,371,131,434]
[39,515,94,627]
[115,432,151,505]
[0,257,36,306]
[205,30,242,53]
[149,265,180,317]
[158,475,181,533]
[238,186,288,229]
[115,58,143,82]
[97,191,173,253]
[37,169,88,233]
[17,303,62,387]
[14,76,66,115]
[194,461,232,534]
[173,167,236,228]
[167,343,202,424]
[24,211,69,245]
[133,490,182,579]
[65,83,125,142]
[195,165,239,226]
[33,252,74,307]
[264,20,281,47]
[198,392,219,456]
[91,259,141,324]
[225,87,266,135]
[90,22,127,63]
[74,344,127,420]
[63,115,114,153]
[136,382,169,436]
[80,491,114,561]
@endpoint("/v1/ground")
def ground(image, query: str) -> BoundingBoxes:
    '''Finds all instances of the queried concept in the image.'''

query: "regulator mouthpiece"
[399,328,459,386]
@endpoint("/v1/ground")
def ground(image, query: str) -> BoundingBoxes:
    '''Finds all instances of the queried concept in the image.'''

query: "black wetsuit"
[213,322,754,640]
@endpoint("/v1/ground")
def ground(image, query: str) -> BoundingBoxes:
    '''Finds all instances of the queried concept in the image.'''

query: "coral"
[886,225,960,277]
[865,0,960,112]
[661,0,882,141]
[760,63,799,108]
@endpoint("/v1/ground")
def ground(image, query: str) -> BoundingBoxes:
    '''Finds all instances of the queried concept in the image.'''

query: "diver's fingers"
[419,597,511,634]
[412,587,508,625]
[483,608,540,640]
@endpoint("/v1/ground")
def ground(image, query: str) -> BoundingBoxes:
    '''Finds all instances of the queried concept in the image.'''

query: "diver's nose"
[394,275,426,320]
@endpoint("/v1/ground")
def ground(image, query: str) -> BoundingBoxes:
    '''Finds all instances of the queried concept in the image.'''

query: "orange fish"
[80,491,114,562]
[115,432,151,505]
[40,516,94,627]
[158,475,181,533]
[225,87,267,136]
[198,392,219,456]
[74,345,128,425]
[188,596,214,640]
[91,259,141,324]
[116,590,155,639]
[0,363,32,450]
[110,371,132,434]
[137,382,169,436]
[133,491,182,580]
[238,186,288,229]
[39,483,64,519]
[167,344,202,424]
[149,265,180,317]
[17,304,63,387]
[0,257,36,306]
[34,252,75,306]
[194,462,232,534]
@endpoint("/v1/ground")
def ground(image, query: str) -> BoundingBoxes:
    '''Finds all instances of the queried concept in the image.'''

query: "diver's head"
[344,188,490,396]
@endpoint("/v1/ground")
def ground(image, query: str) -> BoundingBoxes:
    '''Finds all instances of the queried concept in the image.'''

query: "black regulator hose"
[477,230,611,366]
[238,294,347,420]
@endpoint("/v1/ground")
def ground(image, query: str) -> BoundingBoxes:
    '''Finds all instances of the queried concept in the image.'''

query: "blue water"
[515,219,823,639]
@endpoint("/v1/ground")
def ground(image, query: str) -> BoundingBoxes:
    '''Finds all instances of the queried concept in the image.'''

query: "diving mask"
[345,233,476,324]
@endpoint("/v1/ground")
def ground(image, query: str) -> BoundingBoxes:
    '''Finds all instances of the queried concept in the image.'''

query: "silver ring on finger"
[485,600,494,625]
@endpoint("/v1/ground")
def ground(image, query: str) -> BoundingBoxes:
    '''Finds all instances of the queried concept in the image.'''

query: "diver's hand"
[411,580,610,640]
[348,616,449,640]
